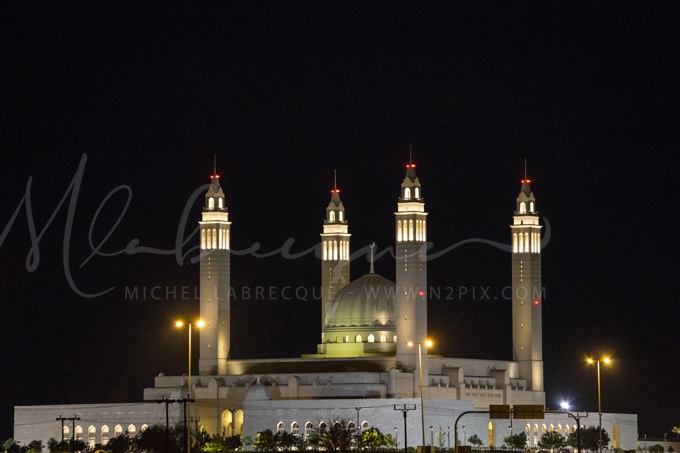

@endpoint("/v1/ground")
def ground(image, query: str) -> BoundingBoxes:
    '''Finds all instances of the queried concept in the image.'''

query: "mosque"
[14,161,637,450]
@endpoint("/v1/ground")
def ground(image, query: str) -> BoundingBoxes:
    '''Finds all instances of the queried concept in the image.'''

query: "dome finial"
[369,242,376,274]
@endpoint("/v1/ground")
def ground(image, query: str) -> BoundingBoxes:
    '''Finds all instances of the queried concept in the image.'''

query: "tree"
[3,439,21,453]
[358,427,388,451]
[649,445,664,453]
[274,431,296,451]
[538,431,565,451]
[468,435,483,447]
[308,420,356,453]
[47,438,60,453]
[136,426,182,453]
[503,432,527,449]
[567,427,609,452]
[672,427,680,440]
[22,440,44,453]
[254,430,276,452]
[105,435,133,453]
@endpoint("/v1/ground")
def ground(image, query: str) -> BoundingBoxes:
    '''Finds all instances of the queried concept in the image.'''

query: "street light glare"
[603,357,611,364]
[407,341,414,347]
[175,320,184,328]
[586,357,594,364]
[196,320,206,328]
[560,401,569,409]
[425,339,433,348]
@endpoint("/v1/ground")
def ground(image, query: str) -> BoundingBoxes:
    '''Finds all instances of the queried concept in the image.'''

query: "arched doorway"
[221,409,244,437]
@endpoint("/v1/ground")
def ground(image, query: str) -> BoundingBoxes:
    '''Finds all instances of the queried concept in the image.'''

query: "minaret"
[510,167,544,391]
[320,172,350,343]
[198,167,231,375]
[395,157,428,378]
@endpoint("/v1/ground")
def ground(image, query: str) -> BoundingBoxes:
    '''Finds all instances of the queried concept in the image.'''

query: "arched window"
[208,197,215,209]
[234,410,244,436]
[219,229,223,249]
[415,187,420,198]
[355,334,362,343]
[404,187,411,199]
[304,422,313,440]
[329,211,335,222]
[339,211,344,221]
[63,427,70,440]
[348,421,355,431]
[75,426,83,440]
[212,228,217,249]
[408,220,414,241]
[206,229,211,250]
[520,202,526,214]
[101,426,109,444]
[114,425,122,437]
[513,233,518,253]
[613,425,619,449]
[201,229,206,249]
[488,422,494,447]
[88,426,96,447]
[530,201,534,212]
[141,425,149,432]
[291,422,299,436]
[344,335,349,343]
[333,240,338,260]
[367,334,375,343]
[519,234,524,253]
[127,425,136,437]
[277,422,285,434]
[524,232,529,252]
[380,335,386,342]
[361,421,369,431]
[319,422,327,431]
[323,241,328,260]
[218,198,224,209]
[393,335,397,342]
[397,220,402,242]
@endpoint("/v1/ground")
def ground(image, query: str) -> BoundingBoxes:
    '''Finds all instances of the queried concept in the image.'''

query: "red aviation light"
[406,163,417,169]
[331,188,340,194]
[533,299,540,306]
[211,174,220,179]
[521,178,531,184]
[418,290,425,297]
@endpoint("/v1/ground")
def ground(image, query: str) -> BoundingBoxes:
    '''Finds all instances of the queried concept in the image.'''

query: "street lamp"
[407,339,433,452]
[177,320,205,453]
[587,356,611,453]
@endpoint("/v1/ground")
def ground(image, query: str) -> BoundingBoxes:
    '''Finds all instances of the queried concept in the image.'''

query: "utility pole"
[56,415,66,445]
[394,404,416,453]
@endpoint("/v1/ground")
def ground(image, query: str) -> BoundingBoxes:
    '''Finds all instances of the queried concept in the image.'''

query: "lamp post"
[587,357,611,453]
[394,427,398,448]
[408,339,433,452]
[177,320,204,453]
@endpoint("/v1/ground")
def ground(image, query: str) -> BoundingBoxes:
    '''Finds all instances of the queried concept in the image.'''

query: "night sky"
[2,3,678,442]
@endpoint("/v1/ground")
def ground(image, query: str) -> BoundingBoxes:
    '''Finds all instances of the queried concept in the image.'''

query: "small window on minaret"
[404,187,411,199]
[530,201,534,213]
[218,198,224,209]
[339,211,344,221]
[208,197,215,209]
[329,211,335,222]
[415,187,420,198]
[520,202,526,214]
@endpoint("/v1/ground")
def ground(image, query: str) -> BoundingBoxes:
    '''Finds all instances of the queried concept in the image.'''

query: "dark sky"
[1,2,678,442]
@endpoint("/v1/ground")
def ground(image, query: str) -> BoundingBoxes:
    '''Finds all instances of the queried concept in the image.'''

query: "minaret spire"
[511,165,544,393]
[319,172,351,348]
[409,141,413,164]
[369,242,375,274]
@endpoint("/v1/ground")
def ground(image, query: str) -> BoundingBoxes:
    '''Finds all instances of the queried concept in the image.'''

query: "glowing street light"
[407,339,433,451]
[560,401,570,410]
[586,357,611,453]
[177,320,204,453]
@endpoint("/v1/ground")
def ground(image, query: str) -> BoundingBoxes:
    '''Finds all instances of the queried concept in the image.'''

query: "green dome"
[325,273,396,328]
